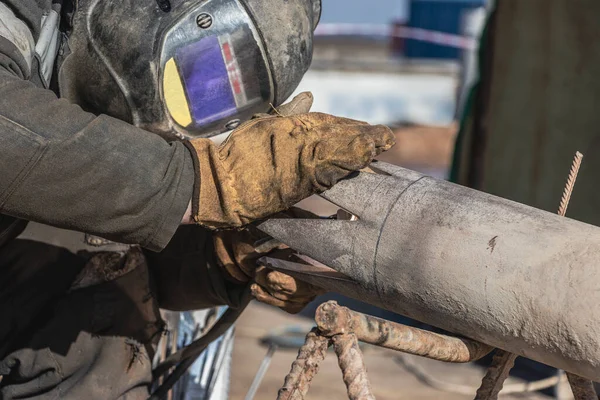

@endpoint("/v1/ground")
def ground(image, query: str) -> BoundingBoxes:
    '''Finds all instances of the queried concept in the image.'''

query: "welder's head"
[60,0,321,139]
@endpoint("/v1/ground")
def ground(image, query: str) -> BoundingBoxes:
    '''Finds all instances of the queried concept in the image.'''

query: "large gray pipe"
[258,162,600,381]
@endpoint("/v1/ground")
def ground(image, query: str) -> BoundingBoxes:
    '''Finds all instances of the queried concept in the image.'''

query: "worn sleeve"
[145,225,247,311]
[0,67,194,251]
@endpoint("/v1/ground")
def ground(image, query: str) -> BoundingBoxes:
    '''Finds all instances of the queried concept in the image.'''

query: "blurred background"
[295,0,486,178]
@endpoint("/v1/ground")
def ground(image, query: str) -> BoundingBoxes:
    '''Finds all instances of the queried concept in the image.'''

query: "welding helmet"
[59,0,321,139]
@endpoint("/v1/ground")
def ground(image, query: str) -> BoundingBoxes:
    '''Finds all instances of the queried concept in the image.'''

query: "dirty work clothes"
[0,241,161,399]
[0,227,245,399]
[0,0,194,251]
[144,225,249,312]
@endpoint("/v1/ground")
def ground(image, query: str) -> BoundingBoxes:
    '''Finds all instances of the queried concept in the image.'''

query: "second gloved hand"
[184,93,395,229]
[212,208,325,314]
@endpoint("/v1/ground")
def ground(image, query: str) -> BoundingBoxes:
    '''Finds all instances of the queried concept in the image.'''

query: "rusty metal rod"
[558,151,583,217]
[332,333,376,400]
[316,301,492,363]
[474,350,517,400]
[566,373,598,400]
[277,328,330,400]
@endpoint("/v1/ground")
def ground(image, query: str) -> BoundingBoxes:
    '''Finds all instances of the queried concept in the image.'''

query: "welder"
[0,0,395,397]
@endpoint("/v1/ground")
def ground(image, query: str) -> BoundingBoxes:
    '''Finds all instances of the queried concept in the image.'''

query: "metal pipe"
[315,301,492,363]
[259,162,600,381]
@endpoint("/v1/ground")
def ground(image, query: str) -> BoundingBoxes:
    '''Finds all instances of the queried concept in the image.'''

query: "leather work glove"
[213,208,325,314]
[184,92,396,229]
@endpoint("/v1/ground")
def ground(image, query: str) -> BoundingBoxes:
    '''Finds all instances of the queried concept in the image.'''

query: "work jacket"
[0,0,194,251]
[0,2,244,398]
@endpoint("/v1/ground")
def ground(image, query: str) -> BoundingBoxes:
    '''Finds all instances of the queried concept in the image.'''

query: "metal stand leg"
[333,333,376,400]
[277,328,330,400]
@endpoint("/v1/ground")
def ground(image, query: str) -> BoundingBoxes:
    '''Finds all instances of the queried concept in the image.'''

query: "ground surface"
[230,302,551,400]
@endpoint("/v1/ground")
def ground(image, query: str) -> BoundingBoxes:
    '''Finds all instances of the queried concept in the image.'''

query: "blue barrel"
[405,0,486,60]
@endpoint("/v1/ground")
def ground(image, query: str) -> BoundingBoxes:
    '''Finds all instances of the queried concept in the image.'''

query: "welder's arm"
[0,69,194,251]
[145,225,247,311]
[145,221,323,313]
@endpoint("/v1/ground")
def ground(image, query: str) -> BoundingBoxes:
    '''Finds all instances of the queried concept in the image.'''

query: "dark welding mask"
[59,0,321,139]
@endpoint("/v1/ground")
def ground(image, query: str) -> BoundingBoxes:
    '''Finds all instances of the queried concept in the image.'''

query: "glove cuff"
[184,139,240,229]
[183,140,202,224]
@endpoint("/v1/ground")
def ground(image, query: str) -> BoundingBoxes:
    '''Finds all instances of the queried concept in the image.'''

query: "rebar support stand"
[278,301,497,400]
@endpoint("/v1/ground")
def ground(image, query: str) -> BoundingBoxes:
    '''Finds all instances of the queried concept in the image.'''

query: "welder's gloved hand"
[252,261,323,314]
[213,208,325,314]
[185,92,396,229]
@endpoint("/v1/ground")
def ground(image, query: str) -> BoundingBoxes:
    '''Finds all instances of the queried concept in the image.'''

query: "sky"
[320,0,409,24]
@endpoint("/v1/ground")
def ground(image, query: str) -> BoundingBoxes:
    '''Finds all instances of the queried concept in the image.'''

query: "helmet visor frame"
[159,0,274,138]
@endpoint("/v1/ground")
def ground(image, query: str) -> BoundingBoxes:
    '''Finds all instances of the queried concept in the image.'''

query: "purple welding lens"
[176,36,237,126]
[159,0,272,138]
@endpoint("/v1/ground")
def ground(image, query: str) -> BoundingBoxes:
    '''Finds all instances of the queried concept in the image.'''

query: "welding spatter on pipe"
[257,161,600,382]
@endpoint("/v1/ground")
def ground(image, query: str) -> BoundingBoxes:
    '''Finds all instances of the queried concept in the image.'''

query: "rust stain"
[488,236,499,253]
